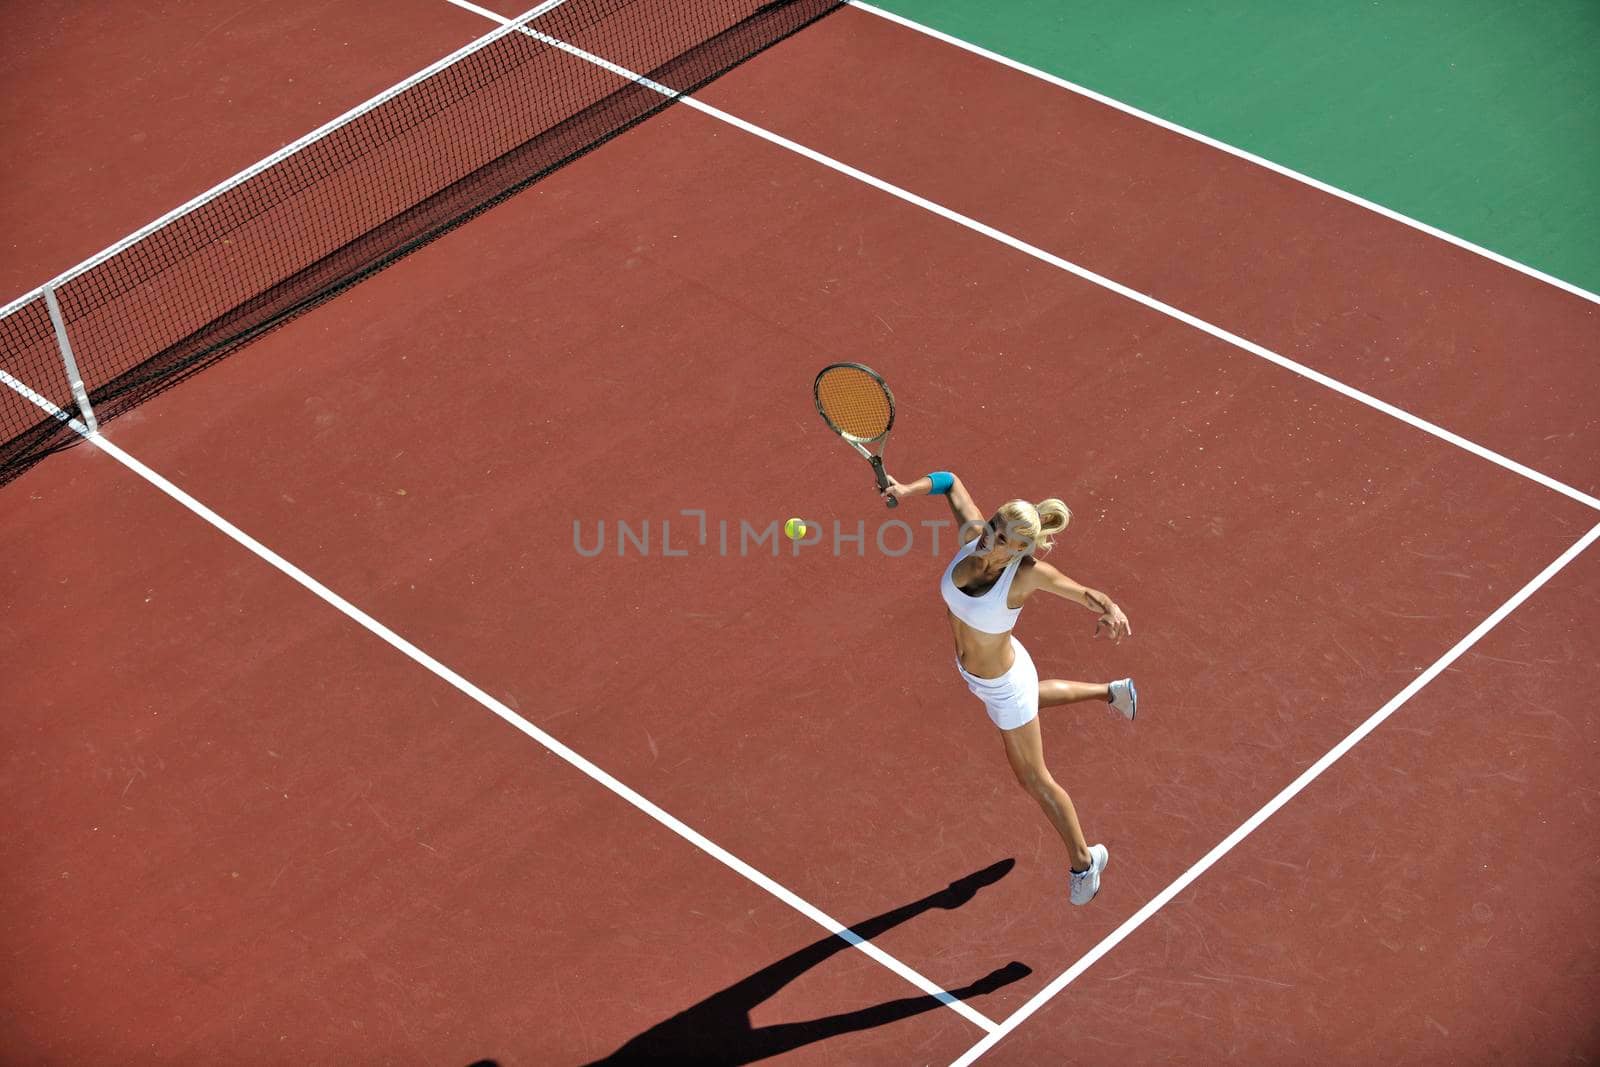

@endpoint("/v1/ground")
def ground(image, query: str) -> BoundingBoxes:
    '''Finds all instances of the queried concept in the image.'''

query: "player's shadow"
[577,858,1028,1065]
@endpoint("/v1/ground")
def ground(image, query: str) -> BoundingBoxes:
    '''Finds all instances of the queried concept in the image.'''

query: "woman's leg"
[999,717,1093,871]
[1038,680,1109,708]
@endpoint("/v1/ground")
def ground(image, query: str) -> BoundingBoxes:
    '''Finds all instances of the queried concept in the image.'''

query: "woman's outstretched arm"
[1023,559,1133,643]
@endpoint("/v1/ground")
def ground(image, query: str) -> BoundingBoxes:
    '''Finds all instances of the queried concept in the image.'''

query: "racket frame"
[812,361,898,508]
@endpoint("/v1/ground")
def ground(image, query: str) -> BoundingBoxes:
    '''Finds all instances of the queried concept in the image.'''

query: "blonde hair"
[996,498,1071,556]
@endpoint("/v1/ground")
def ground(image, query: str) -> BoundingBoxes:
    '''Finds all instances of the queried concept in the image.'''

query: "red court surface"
[3,2,1597,1063]
[0,466,985,1063]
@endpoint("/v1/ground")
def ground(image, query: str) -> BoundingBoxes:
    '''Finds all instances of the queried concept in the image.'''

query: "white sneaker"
[1108,678,1137,721]
[1069,844,1109,906]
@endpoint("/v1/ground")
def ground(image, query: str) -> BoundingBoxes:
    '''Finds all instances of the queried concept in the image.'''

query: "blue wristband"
[927,471,954,495]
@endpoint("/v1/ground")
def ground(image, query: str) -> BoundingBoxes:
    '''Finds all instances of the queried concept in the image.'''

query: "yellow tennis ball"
[783,517,808,541]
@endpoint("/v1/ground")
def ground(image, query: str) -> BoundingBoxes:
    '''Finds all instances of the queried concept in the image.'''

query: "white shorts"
[956,637,1039,731]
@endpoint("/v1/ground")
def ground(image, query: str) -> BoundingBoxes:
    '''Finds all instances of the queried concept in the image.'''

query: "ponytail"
[1034,498,1071,552]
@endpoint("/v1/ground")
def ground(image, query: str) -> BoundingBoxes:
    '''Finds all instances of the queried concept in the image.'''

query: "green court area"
[873,0,1600,297]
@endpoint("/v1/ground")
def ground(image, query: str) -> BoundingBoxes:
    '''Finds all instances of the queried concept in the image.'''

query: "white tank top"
[941,536,1025,635]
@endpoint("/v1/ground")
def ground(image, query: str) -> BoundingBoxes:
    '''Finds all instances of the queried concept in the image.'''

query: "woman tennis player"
[883,471,1135,906]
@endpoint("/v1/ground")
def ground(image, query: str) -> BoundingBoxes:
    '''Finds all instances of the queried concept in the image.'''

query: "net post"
[41,285,97,435]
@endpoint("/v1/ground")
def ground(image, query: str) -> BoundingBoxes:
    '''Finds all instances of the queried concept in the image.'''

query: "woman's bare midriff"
[948,611,1016,678]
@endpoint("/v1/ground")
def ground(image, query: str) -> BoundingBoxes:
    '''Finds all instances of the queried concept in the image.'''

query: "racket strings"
[816,367,892,440]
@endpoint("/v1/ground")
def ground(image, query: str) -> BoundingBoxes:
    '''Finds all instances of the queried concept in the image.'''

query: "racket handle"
[871,457,898,508]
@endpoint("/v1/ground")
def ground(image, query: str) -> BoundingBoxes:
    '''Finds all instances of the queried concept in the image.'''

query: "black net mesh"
[0,0,844,486]
[0,295,78,464]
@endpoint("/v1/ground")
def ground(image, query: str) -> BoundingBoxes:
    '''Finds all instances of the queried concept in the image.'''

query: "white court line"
[0,369,84,434]
[447,0,1600,515]
[850,1,1600,309]
[949,517,1600,1065]
[107,427,992,1038]
[0,386,995,1033]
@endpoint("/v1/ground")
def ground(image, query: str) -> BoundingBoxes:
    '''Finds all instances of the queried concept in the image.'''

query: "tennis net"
[0,0,844,487]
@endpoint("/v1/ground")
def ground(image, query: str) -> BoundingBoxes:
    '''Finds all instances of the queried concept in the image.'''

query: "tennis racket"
[813,362,898,508]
